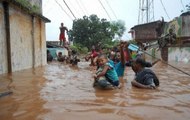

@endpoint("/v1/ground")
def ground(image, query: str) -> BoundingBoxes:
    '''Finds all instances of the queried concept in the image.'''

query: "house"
[129,20,166,61]
[0,0,50,74]
[130,13,190,62]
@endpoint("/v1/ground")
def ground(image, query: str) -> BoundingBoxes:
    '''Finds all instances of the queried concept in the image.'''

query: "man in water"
[131,58,159,89]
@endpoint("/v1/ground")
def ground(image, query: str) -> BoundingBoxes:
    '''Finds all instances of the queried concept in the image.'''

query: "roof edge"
[2,0,51,23]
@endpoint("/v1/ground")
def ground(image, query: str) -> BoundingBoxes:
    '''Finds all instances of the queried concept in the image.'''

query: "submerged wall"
[168,47,190,63]
[0,3,8,73]
[0,1,49,74]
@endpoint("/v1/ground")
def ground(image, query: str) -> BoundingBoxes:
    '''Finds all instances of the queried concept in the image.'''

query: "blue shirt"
[105,62,119,82]
[109,60,125,77]
[115,62,125,77]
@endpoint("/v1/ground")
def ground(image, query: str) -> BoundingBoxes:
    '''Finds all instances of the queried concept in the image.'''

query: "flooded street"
[0,61,190,120]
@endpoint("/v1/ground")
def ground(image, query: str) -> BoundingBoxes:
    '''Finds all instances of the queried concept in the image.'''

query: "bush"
[70,44,88,54]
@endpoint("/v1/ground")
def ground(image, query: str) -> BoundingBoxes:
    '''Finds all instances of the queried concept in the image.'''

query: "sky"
[42,0,189,41]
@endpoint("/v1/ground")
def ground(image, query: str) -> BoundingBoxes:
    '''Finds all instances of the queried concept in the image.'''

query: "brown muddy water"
[0,61,190,120]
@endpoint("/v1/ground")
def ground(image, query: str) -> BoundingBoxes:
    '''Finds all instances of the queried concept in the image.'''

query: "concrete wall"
[182,15,190,37]
[34,18,47,67]
[0,1,47,74]
[169,47,190,63]
[0,3,8,74]
[9,5,33,71]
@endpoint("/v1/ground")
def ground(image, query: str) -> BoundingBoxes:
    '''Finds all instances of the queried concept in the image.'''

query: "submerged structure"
[0,0,50,74]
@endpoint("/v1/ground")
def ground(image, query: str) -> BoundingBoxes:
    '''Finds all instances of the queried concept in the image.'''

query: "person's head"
[169,28,173,34]
[131,58,146,73]
[72,50,77,55]
[61,23,64,26]
[97,55,108,66]
[92,45,95,51]
[115,52,121,62]
[47,50,50,54]
[109,51,116,61]
[58,52,62,56]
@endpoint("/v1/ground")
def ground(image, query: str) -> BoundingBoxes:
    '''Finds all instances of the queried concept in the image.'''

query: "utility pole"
[138,0,154,24]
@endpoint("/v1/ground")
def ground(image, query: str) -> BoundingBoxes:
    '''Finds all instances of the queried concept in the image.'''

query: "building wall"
[164,15,190,38]
[0,3,8,74]
[9,5,33,71]
[34,18,47,67]
[169,47,190,63]
[182,15,190,37]
[131,21,161,43]
[0,1,47,74]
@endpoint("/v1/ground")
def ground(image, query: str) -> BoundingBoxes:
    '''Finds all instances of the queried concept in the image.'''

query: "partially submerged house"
[130,12,190,62]
[0,0,50,74]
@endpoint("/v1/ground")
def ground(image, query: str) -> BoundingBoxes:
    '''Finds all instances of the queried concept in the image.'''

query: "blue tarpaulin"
[128,44,139,51]
[47,48,67,59]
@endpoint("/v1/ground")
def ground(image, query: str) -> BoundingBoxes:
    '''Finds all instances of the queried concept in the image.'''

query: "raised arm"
[96,65,109,78]
[120,42,125,66]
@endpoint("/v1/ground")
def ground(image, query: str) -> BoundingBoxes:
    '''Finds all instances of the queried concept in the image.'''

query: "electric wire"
[159,0,170,20]
[66,0,82,18]
[147,0,154,21]
[76,0,86,16]
[105,0,117,19]
[62,0,77,19]
[138,0,141,24]
[54,0,73,20]
[78,0,89,16]
[131,44,190,77]
[180,0,185,11]
[97,0,112,21]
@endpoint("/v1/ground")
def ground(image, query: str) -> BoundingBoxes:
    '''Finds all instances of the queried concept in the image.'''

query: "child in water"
[94,55,120,88]
[93,56,111,88]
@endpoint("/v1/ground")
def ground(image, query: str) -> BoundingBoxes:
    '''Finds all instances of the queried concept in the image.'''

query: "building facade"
[0,0,50,74]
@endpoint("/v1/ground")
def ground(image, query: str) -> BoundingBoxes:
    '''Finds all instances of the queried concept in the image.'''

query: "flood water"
[0,61,190,120]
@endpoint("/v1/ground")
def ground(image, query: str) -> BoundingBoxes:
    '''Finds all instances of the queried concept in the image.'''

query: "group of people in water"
[85,41,160,90]
[48,22,160,90]
[47,48,80,66]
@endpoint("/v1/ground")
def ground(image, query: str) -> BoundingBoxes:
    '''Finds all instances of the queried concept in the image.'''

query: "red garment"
[59,33,66,41]
[91,50,98,58]
[124,51,129,61]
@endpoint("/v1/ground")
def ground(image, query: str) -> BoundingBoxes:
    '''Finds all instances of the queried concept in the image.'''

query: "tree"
[70,14,126,50]
[181,3,190,13]
[186,3,190,11]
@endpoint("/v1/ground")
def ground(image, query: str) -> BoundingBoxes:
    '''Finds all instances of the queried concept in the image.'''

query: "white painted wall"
[169,47,190,63]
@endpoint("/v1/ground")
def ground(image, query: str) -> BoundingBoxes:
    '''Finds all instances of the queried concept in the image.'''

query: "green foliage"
[181,3,190,12]
[186,3,190,11]
[70,14,126,51]
[31,5,40,14]
[16,0,40,14]
[128,39,137,44]
[70,44,88,54]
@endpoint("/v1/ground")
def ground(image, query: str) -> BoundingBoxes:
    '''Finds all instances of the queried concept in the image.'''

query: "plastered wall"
[0,2,47,74]
[0,3,8,74]
[169,47,190,63]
